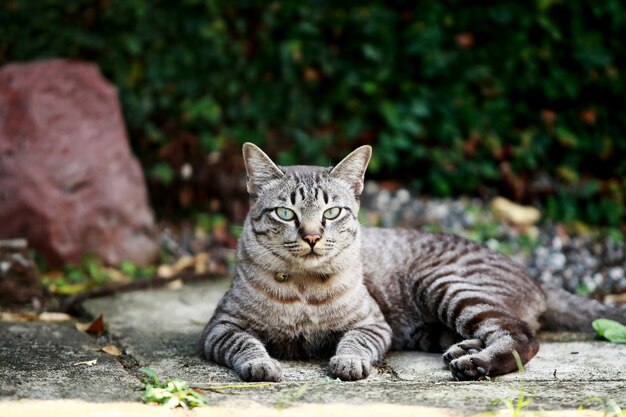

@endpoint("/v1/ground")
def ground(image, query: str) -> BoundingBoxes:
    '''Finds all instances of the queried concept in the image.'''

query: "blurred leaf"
[555,127,579,148]
[593,319,626,344]
[362,44,382,62]
[184,96,222,125]
[151,163,175,185]
[120,260,137,277]
[556,165,579,183]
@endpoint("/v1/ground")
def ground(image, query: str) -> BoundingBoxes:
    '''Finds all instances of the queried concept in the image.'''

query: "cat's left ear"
[330,145,372,195]
[242,142,285,194]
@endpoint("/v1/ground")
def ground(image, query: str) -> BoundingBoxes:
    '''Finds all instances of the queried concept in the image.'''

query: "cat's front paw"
[237,358,283,382]
[329,355,371,381]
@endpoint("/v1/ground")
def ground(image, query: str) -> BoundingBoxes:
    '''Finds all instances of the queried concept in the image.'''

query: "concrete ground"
[1,277,625,416]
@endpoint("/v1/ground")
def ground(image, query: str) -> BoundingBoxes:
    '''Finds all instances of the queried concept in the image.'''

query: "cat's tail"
[540,284,626,331]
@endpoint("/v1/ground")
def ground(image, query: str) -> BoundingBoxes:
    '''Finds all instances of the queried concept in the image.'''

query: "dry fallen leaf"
[491,197,541,226]
[166,279,183,290]
[101,344,122,357]
[73,359,97,367]
[0,312,73,322]
[86,314,106,336]
[194,253,210,274]
[605,293,626,305]
[75,321,90,332]
[38,312,73,322]
[0,312,38,322]
[102,267,131,283]
[172,255,195,274]
[157,264,175,278]
[76,314,105,336]
[157,252,222,279]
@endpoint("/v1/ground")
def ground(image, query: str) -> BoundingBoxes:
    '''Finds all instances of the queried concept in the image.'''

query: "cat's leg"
[406,322,459,352]
[442,307,539,381]
[410,256,543,381]
[329,322,393,381]
[201,320,282,382]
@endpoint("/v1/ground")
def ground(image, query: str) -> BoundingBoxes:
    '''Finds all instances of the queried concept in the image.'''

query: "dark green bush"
[1,1,625,225]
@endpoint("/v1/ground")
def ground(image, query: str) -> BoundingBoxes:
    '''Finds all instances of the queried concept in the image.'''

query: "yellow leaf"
[0,312,73,322]
[491,197,541,226]
[0,312,38,322]
[101,344,122,357]
[38,312,73,322]
[75,322,90,332]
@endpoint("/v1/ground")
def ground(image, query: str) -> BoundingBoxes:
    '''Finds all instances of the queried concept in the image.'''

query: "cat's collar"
[273,271,331,283]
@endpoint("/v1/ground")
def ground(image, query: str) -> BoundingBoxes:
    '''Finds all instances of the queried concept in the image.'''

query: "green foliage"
[138,367,209,409]
[119,260,156,280]
[149,163,175,186]
[41,254,111,295]
[593,319,626,344]
[41,255,155,295]
[1,1,625,225]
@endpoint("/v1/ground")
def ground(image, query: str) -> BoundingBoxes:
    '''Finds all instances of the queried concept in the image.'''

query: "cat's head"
[240,142,371,273]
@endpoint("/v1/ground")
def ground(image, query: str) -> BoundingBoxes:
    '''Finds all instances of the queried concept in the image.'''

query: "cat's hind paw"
[237,358,283,382]
[329,355,371,381]
[443,339,489,381]
[448,354,490,381]
[442,338,484,365]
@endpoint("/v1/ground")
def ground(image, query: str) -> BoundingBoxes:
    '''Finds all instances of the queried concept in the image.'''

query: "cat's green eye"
[275,207,296,221]
[323,207,342,220]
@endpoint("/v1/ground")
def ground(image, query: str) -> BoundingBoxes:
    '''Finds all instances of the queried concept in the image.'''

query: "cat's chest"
[245,273,360,330]
[266,301,340,332]
[252,302,346,359]
[260,303,345,358]
[249,279,363,338]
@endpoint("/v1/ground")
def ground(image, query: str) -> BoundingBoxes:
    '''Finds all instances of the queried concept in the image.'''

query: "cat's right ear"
[242,142,285,194]
[330,145,372,196]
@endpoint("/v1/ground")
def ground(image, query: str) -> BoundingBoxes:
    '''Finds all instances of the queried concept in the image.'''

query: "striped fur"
[200,143,626,382]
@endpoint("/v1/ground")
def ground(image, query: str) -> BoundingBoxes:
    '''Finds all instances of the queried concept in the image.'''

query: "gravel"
[361,181,626,299]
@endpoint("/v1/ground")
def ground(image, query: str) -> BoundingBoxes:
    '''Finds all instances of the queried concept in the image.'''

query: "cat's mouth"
[303,251,322,259]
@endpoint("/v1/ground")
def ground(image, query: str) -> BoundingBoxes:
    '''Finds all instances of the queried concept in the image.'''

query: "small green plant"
[474,351,535,417]
[275,383,310,410]
[274,378,339,410]
[579,397,626,417]
[593,319,626,344]
[138,367,209,409]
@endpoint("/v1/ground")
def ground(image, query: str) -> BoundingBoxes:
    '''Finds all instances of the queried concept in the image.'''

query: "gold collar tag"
[274,272,289,283]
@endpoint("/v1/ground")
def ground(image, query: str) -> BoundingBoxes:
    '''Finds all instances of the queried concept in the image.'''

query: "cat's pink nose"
[303,234,321,245]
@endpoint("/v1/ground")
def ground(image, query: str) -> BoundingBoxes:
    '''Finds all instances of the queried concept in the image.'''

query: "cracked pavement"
[1,278,625,416]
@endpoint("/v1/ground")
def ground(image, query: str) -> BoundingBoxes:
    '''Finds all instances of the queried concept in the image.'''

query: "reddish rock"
[0,59,157,267]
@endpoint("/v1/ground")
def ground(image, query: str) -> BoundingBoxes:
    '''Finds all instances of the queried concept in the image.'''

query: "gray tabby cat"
[200,143,626,381]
